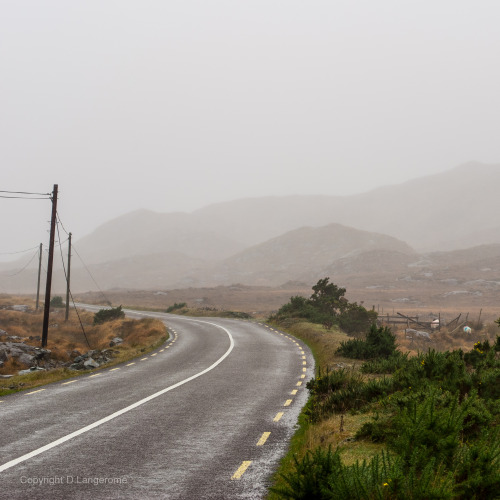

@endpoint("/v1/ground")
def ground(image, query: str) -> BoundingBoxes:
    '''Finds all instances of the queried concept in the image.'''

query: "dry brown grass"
[393,323,499,356]
[0,295,168,392]
[301,412,384,465]
[267,321,385,498]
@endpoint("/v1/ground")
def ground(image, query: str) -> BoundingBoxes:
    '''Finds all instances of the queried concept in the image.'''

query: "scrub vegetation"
[0,295,168,395]
[268,279,500,500]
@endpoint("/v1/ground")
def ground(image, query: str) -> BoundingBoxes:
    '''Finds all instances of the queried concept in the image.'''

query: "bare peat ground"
[72,280,500,325]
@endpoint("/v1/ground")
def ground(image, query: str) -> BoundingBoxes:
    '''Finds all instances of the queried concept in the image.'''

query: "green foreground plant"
[272,323,500,499]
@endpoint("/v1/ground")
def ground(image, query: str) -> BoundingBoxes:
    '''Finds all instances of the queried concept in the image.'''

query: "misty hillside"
[192,161,500,252]
[74,210,245,264]
[74,162,500,268]
[209,224,416,286]
[2,162,500,294]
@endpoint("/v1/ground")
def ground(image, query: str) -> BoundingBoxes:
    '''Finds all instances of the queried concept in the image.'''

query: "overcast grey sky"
[1,1,499,262]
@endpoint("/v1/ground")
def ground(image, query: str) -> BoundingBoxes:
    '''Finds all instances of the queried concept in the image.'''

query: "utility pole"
[42,184,58,348]
[65,232,72,321]
[35,243,43,311]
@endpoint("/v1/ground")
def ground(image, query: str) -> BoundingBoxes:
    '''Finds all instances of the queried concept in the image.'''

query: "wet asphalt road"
[0,308,314,499]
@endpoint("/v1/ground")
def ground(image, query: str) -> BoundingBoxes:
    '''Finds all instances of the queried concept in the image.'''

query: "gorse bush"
[306,368,394,422]
[166,302,187,313]
[281,334,500,499]
[360,352,409,374]
[50,296,64,308]
[271,277,377,333]
[336,324,397,360]
[338,302,378,335]
[281,386,500,498]
[93,305,125,325]
[271,446,462,499]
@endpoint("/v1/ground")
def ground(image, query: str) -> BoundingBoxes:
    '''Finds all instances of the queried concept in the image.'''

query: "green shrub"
[166,302,187,313]
[306,368,394,421]
[361,352,409,374]
[272,446,457,499]
[337,324,397,360]
[338,302,378,335]
[278,395,500,499]
[271,278,378,332]
[271,445,341,499]
[93,305,125,325]
[50,296,64,308]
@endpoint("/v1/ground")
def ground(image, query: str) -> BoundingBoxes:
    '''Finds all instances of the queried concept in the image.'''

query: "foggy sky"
[1,1,500,263]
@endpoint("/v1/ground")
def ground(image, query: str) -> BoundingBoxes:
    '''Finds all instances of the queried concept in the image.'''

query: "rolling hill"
[2,162,500,295]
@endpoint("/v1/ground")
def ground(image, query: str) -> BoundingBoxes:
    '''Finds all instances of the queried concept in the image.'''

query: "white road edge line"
[0,318,234,473]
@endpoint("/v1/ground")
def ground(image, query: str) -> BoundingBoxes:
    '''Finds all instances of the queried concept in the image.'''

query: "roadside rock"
[18,353,35,365]
[68,348,117,370]
[0,342,53,375]
[109,337,123,347]
[18,367,46,375]
[9,305,30,312]
[83,358,100,369]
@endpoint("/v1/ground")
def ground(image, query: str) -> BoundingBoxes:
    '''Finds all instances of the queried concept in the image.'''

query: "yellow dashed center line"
[140,358,148,361]
[126,362,135,367]
[273,412,284,422]
[302,367,307,372]
[291,389,298,395]
[110,368,120,371]
[301,374,306,379]
[296,381,302,386]
[26,389,46,395]
[61,380,77,385]
[302,356,306,359]
[232,461,252,480]
[151,353,157,357]
[88,373,101,378]
[284,399,293,407]
[256,432,271,446]
[160,349,164,352]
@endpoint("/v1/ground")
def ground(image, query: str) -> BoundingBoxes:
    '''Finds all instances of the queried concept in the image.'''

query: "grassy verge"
[268,320,500,499]
[0,329,169,397]
[267,321,384,499]
[0,299,169,396]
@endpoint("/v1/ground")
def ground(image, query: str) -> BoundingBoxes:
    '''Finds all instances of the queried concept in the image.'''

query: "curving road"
[0,308,314,499]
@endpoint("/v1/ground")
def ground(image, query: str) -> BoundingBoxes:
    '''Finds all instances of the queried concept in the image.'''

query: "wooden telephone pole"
[42,184,58,348]
[65,232,72,321]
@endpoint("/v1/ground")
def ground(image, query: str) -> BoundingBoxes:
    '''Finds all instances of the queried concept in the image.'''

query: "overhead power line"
[56,212,70,235]
[0,190,51,200]
[4,249,39,277]
[72,244,112,305]
[0,245,40,256]
[56,222,91,349]
[0,195,50,199]
[0,190,51,196]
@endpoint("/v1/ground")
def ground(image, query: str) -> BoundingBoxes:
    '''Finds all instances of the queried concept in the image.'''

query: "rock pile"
[0,342,52,370]
[68,349,120,370]
[0,336,123,375]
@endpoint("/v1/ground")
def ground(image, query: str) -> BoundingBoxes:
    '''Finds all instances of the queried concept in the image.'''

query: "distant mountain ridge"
[2,162,500,293]
[74,161,500,266]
